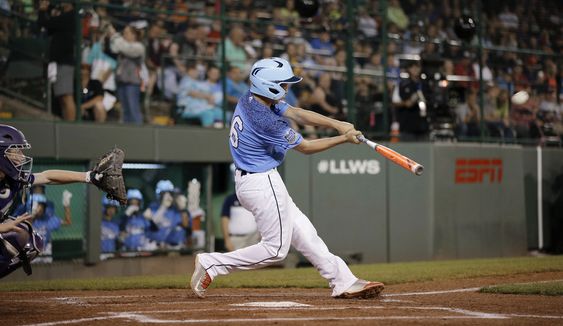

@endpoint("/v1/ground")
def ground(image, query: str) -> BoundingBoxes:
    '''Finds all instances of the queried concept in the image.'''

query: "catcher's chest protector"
[0,220,44,279]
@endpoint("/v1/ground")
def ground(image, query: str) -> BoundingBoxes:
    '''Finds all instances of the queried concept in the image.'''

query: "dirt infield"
[2,271,563,325]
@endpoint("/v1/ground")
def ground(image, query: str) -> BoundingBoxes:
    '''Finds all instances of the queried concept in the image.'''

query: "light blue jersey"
[230,91,303,172]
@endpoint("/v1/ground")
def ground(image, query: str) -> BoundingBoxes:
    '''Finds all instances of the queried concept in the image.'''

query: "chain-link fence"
[1,0,561,144]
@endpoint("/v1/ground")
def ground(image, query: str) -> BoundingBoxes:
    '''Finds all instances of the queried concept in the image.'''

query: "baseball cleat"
[336,280,385,299]
[190,254,212,298]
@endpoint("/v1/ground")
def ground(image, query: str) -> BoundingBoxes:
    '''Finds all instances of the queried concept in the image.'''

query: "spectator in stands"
[484,87,514,139]
[144,21,167,109]
[387,0,409,30]
[392,61,428,141]
[308,28,335,56]
[498,6,519,30]
[309,72,344,119]
[108,24,145,124]
[512,62,530,92]
[354,40,374,67]
[37,0,77,121]
[221,192,259,252]
[355,76,385,132]
[144,180,186,249]
[219,24,251,73]
[30,193,72,262]
[156,34,179,101]
[510,88,539,140]
[280,43,298,65]
[495,69,513,92]
[453,50,475,90]
[207,18,222,43]
[86,28,118,118]
[101,197,120,254]
[258,43,275,60]
[80,64,106,122]
[358,7,378,41]
[225,65,248,111]
[364,52,383,71]
[279,0,299,24]
[177,63,223,127]
[175,24,208,60]
[284,25,308,46]
[330,49,347,106]
[262,25,281,46]
[472,51,494,84]
[454,88,480,138]
[537,88,563,140]
[169,0,189,31]
[121,189,154,251]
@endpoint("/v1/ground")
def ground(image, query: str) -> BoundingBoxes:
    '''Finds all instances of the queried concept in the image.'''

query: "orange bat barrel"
[375,144,424,176]
[357,136,424,176]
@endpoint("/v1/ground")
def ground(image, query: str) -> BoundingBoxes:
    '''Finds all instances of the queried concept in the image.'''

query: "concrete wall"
[285,142,536,263]
[432,144,527,259]
[8,121,231,162]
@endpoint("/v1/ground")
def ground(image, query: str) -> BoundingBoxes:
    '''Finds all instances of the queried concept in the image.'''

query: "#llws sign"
[317,160,381,175]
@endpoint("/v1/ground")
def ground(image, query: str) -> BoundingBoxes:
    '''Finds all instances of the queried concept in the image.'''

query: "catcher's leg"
[0,221,43,279]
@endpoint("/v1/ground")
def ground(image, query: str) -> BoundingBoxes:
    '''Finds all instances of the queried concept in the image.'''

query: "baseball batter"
[191,58,384,299]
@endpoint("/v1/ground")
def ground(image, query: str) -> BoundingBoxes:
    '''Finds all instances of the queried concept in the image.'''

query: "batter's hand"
[335,121,355,135]
[344,129,363,144]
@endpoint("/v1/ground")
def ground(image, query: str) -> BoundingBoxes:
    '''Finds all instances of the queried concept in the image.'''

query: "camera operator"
[392,61,429,141]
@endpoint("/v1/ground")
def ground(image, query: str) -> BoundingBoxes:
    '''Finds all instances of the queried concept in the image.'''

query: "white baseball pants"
[198,169,358,297]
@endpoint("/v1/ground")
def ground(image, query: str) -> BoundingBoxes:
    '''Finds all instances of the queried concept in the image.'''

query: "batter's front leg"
[289,199,358,297]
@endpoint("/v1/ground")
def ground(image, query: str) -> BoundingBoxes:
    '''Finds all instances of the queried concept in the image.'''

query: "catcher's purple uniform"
[0,175,34,219]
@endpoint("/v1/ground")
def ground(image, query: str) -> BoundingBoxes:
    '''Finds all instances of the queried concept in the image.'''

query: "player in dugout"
[191,58,384,299]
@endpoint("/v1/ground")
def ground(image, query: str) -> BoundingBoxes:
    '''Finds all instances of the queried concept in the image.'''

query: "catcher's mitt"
[90,147,127,205]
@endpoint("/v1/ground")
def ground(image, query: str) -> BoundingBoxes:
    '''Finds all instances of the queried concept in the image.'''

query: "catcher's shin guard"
[0,220,44,279]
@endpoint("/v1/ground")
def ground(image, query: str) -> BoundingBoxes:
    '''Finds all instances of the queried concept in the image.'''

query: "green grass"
[480,280,563,296]
[1,256,562,292]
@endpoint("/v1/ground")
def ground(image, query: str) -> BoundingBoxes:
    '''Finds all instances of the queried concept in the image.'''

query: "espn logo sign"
[455,158,503,184]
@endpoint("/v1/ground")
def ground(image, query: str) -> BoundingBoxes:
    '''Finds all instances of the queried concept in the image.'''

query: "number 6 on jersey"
[230,116,243,148]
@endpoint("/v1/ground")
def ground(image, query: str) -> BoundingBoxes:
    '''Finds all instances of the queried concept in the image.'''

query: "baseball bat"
[357,136,424,176]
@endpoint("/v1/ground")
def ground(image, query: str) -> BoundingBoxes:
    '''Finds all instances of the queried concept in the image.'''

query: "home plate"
[231,301,311,308]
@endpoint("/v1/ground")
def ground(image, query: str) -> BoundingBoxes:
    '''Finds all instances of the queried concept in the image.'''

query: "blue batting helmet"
[155,180,174,197]
[249,57,302,101]
[127,189,143,202]
[102,196,120,207]
[30,193,47,205]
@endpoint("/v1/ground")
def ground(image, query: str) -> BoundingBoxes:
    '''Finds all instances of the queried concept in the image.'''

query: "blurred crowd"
[0,0,561,142]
